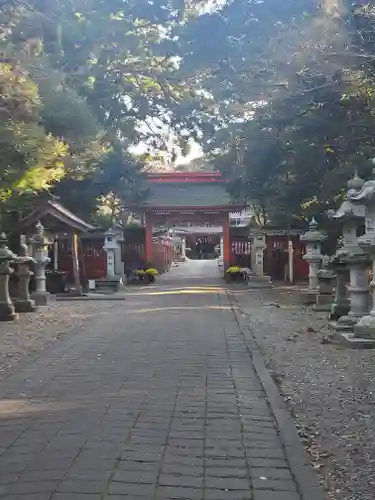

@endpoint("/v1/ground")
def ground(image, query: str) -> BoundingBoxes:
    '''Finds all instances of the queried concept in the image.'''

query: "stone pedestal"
[329,263,350,321]
[95,278,122,293]
[97,227,124,292]
[248,273,272,289]
[313,257,335,312]
[106,247,116,278]
[288,240,294,283]
[14,235,36,313]
[300,218,325,305]
[334,256,370,332]
[31,222,51,306]
[15,263,36,312]
[0,233,18,321]
[301,257,321,305]
[249,232,271,288]
[352,241,375,339]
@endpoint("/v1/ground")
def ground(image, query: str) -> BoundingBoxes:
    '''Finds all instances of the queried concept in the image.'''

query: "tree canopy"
[2,0,375,228]
[0,0,205,226]
[190,0,375,224]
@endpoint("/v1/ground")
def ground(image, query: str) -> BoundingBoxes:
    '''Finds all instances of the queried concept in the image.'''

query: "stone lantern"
[30,221,51,306]
[347,168,375,344]
[328,173,370,333]
[96,226,124,292]
[103,228,118,279]
[327,249,350,321]
[249,230,271,288]
[300,218,325,304]
[14,235,36,313]
[313,255,335,312]
[0,233,18,321]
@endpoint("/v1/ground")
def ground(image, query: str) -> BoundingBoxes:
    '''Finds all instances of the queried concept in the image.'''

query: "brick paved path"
[0,270,324,499]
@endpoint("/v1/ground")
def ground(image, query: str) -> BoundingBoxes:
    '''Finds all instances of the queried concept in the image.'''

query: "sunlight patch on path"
[128,305,237,314]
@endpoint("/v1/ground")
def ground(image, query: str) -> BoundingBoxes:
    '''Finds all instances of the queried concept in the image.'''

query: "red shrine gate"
[140,172,244,271]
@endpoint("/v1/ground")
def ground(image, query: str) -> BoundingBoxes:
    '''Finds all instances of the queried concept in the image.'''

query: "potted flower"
[226,266,244,282]
[136,269,146,281]
[144,268,159,283]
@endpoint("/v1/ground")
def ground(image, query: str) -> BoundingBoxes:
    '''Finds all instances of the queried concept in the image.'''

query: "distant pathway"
[0,263,324,499]
[161,258,220,280]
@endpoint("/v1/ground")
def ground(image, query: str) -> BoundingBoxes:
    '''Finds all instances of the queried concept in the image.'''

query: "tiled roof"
[144,182,234,208]
[18,199,94,232]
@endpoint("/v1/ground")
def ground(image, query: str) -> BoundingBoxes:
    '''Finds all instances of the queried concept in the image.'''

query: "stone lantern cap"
[300,217,326,244]
[356,234,375,252]
[349,170,375,205]
[327,173,366,222]
[104,226,124,250]
[335,246,370,265]
[327,252,341,266]
[327,201,365,222]
[0,233,17,262]
[348,172,365,193]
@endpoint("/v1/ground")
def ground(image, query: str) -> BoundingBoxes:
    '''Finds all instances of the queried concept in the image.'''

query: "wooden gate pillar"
[222,212,231,271]
[145,212,153,265]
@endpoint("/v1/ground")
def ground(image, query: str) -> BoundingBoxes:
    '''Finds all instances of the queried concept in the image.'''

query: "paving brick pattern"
[0,277,313,499]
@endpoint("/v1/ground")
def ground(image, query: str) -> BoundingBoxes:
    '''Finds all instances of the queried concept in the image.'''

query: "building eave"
[18,200,94,232]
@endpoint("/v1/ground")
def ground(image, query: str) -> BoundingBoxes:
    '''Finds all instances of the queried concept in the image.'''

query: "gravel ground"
[233,286,375,500]
[0,300,119,379]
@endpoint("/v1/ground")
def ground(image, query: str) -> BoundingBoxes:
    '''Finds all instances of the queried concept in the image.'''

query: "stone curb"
[227,289,327,500]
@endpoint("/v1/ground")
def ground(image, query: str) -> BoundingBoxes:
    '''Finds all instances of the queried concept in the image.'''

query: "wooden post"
[71,232,82,294]
[222,213,231,271]
[288,239,294,283]
[53,238,59,271]
[145,212,153,266]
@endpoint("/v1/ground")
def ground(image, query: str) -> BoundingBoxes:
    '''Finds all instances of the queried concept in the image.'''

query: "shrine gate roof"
[143,172,243,211]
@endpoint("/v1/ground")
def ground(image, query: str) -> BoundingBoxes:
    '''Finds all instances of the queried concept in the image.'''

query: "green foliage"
[0,62,68,201]
[206,1,375,224]
[53,147,147,224]
[3,0,375,233]
[0,0,224,228]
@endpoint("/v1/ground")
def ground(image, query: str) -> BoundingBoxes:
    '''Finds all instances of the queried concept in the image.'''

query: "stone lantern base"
[334,314,359,332]
[0,302,18,322]
[247,274,272,289]
[331,331,375,349]
[313,293,333,312]
[329,301,350,321]
[14,298,36,313]
[32,291,51,306]
[330,312,375,348]
[300,289,318,305]
[313,267,335,312]
[95,277,123,293]
[354,314,375,339]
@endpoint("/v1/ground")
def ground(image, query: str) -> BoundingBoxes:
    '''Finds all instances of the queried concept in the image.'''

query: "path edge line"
[227,288,327,500]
